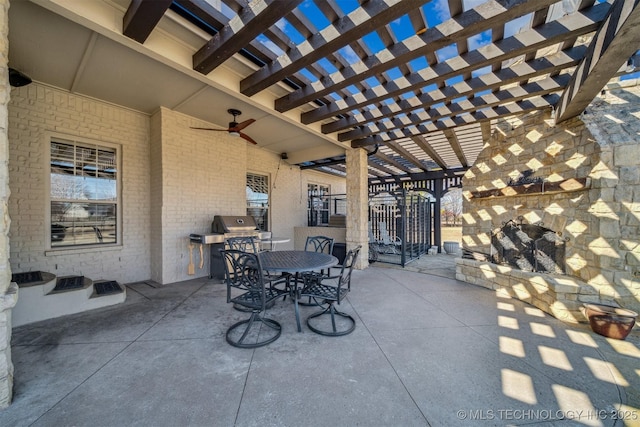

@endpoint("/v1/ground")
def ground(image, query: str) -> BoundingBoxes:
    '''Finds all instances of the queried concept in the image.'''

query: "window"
[246,173,269,231]
[49,138,119,248]
[308,183,330,226]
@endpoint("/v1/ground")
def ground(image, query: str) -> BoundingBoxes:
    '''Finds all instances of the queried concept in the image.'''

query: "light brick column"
[0,0,18,408]
[345,147,368,269]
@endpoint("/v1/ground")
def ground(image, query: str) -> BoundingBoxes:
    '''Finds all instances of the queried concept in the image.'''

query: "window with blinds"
[49,138,119,247]
[246,173,269,231]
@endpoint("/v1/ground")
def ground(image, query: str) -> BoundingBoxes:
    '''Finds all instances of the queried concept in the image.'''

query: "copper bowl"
[588,314,637,340]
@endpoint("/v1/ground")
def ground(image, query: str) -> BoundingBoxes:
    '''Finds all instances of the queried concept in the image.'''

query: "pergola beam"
[240,0,428,97]
[317,46,586,129]
[337,74,570,141]
[310,3,607,119]
[368,167,469,185]
[352,94,560,147]
[383,142,429,171]
[442,129,468,168]
[555,0,640,123]
[410,135,448,170]
[276,0,560,113]
[193,0,303,75]
[372,152,413,174]
[368,159,399,176]
[123,0,173,44]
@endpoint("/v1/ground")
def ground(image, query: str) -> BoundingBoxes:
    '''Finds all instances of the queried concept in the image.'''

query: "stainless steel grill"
[191,215,271,280]
[212,215,259,235]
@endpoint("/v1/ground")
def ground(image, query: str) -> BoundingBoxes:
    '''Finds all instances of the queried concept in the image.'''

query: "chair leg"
[294,291,302,332]
[226,312,282,348]
[306,303,356,336]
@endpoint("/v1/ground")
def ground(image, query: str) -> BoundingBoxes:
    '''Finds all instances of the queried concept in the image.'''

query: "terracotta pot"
[583,303,638,319]
[583,303,637,340]
[588,314,636,340]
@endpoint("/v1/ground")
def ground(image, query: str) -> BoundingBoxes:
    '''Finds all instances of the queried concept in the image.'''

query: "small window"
[247,173,269,231]
[49,138,119,248]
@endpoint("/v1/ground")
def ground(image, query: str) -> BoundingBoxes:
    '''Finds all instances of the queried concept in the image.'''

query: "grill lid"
[212,215,258,233]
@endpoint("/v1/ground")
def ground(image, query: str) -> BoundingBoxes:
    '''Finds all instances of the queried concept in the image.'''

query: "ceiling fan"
[191,109,257,145]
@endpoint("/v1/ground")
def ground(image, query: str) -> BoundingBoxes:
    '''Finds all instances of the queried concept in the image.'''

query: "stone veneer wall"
[0,0,18,408]
[457,84,640,321]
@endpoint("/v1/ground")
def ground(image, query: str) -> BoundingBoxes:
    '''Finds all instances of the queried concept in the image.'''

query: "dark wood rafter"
[442,129,468,169]
[410,135,448,170]
[372,152,413,174]
[240,0,429,96]
[173,0,308,89]
[319,46,586,131]
[336,74,572,141]
[123,0,173,43]
[369,168,468,185]
[193,0,303,75]
[383,142,429,172]
[351,94,560,148]
[297,2,609,127]
[368,159,399,176]
[117,0,633,182]
[555,0,640,123]
[276,0,568,113]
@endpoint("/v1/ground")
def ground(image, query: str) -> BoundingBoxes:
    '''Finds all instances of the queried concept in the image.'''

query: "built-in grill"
[190,215,270,280]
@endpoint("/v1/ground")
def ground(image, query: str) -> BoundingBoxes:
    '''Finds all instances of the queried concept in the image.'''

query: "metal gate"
[369,189,431,266]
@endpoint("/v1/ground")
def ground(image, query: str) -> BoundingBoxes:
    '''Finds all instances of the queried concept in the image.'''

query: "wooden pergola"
[122,0,640,183]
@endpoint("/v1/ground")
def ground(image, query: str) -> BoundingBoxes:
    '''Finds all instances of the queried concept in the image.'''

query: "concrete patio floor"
[2,256,639,426]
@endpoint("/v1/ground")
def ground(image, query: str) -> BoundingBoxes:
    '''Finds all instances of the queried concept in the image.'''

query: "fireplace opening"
[491,217,567,274]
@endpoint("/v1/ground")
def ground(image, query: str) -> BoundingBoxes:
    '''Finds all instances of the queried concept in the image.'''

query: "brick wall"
[150,107,347,283]
[247,145,347,244]
[8,83,151,284]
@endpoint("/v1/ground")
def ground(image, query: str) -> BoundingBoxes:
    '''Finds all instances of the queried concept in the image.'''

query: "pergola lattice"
[123,0,640,182]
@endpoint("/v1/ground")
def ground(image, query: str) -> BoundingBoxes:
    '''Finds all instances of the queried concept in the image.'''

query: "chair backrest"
[338,245,361,291]
[368,226,377,243]
[221,249,266,308]
[305,235,334,255]
[226,236,259,253]
[378,222,394,245]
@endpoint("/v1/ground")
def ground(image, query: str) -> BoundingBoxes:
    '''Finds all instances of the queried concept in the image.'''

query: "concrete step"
[11,272,126,327]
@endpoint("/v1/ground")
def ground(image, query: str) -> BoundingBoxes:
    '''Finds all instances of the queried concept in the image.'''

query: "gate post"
[434,178,443,253]
[346,147,369,269]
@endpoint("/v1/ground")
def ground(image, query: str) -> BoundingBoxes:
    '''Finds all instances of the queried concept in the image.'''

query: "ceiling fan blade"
[232,119,255,131]
[239,132,258,145]
[190,127,228,131]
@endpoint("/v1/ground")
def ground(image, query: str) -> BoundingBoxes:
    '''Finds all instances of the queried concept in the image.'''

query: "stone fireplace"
[456,83,640,323]
[491,217,567,275]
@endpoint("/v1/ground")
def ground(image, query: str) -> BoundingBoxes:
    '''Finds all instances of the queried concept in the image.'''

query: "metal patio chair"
[226,236,260,252]
[296,245,361,336]
[225,236,285,309]
[296,235,336,304]
[378,221,402,254]
[222,249,287,348]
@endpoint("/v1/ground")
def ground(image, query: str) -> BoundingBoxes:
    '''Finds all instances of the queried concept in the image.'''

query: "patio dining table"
[259,250,338,332]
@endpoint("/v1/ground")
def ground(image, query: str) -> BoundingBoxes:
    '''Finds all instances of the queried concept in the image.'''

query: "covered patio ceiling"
[9,0,640,183]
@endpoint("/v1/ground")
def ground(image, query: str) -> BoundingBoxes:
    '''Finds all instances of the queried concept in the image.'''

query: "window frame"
[307,182,331,226]
[246,172,270,232]
[46,133,122,251]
